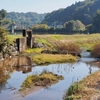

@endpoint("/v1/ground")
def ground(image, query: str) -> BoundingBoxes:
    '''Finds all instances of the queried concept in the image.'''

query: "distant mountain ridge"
[42,0,100,25]
[6,12,47,26]
[6,0,100,27]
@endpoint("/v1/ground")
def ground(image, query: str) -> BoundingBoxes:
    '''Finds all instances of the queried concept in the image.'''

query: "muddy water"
[0,56,100,100]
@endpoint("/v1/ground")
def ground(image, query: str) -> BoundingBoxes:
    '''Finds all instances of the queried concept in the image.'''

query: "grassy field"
[7,33,100,65]
[7,34,22,44]
[34,34,100,50]
[8,33,100,99]
[8,33,100,50]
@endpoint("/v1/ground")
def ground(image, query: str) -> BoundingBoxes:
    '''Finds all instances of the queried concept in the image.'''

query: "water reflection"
[0,56,32,74]
[22,61,100,100]
[86,61,100,74]
[0,60,14,92]
[0,57,100,100]
[13,56,32,73]
[0,56,32,92]
[86,61,100,68]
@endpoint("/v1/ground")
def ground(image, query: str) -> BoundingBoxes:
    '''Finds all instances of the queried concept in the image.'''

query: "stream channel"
[0,51,100,100]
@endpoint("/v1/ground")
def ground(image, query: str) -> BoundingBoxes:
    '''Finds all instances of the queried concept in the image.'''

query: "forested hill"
[42,0,100,25]
[6,12,47,26]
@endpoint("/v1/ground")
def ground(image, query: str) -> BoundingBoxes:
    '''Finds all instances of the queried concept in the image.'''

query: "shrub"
[91,43,100,58]
[0,27,8,52]
[65,82,82,100]
[67,83,79,95]
[54,41,81,55]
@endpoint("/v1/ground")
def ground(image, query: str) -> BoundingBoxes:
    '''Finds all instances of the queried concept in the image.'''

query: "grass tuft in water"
[20,72,64,91]
[32,54,77,65]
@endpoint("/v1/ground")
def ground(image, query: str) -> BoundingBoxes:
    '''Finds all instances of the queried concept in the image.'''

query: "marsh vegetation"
[0,33,100,100]
[20,71,64,91]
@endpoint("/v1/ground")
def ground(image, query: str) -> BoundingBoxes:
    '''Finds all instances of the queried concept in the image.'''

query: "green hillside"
[42,0,100,25]
[6,12,47,27]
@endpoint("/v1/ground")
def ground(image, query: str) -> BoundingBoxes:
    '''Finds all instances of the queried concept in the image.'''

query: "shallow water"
[0,57,100,100]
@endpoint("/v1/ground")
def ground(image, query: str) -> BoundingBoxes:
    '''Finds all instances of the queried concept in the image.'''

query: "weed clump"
[20,72,64,91]
[91,43,100,58]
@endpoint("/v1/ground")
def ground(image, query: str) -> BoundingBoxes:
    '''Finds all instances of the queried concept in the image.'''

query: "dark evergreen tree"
[92,10,100,32]
[0,9,7,20]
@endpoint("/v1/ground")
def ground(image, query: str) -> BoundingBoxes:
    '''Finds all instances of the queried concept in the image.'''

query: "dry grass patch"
[32,54,77,65]
[34,34,100,50]
[91,43,100,58]
[53,41,81,55]
[65,71,100,100]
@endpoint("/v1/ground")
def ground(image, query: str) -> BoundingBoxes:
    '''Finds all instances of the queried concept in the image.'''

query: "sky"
[0,0,84,14]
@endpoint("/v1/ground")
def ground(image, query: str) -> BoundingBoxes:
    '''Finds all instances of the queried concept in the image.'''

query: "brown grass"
[65,71,100,100]
[53,41,81,55]
[91,43,100,58]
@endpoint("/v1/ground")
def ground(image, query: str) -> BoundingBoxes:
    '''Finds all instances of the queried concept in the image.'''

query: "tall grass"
[53,41,81,55]
[34,34,100,50]
[91,43,100,58]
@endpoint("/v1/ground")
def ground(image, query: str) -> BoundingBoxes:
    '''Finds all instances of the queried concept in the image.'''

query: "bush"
[0,27,8,52]
[65,82,82,100]
[67,83,79,95]
[54,41,81,55]
[91,43,100,58]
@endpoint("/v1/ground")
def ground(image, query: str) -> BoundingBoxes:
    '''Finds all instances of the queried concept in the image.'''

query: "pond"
[0,56,100,100]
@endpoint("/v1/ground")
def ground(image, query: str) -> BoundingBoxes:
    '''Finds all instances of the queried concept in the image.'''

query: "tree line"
[42,0,100,25]
[31,10,100,33]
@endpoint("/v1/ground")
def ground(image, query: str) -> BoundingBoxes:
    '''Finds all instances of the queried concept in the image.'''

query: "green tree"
[64,20,85,32]
[74,20,86,31]
[32,24,49,31]
[92,10,100,32]
[0,9,7,20]
[64,20,74,32]
[0,9,7,26]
